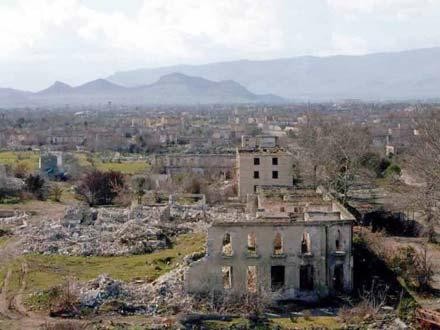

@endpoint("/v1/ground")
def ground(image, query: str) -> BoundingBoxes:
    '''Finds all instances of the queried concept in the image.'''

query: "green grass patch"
[74,152,150,174]
[203,316,342,330]
[21,233,205,293]
[202,318,250,329]
[0,151,39,170]
[0,236,10,248]
[271,316,342,329]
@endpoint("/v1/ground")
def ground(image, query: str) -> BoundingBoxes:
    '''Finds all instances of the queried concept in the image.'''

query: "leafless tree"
[408,109,440,241]
[297,113,372,203]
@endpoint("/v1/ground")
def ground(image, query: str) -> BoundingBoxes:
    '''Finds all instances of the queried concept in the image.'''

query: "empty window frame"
[273,232,283,255]
[254,158,260,165]
[247,233,257,254]
[271,265,285,291]
[222,233,233,256]
[299,265,314,291]
[222,266,232,289]
[335,229,342,250]
[301,231,311,254]
[254,171,260,179]
[247,266,257,293]
[272,157,278,165]
[272,171,278,179]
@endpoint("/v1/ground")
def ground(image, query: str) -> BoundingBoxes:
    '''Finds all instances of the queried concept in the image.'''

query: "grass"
[203,317,343,330]
[74,152,150,174]
[0,151,39,170]
[271,316,342,329]
[9,233,205,296]
[0,236,10,248]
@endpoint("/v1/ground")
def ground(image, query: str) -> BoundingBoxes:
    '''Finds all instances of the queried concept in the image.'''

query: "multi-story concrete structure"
[185,187,355,301]
[237,135,293,200]
[151,153,235,177]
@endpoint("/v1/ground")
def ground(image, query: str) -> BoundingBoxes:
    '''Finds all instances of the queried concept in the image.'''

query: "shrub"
[49,183,64,202]
[384,164,401,177]
[14,161,30,179]
[25,174,47,200]
[75,170,125,206]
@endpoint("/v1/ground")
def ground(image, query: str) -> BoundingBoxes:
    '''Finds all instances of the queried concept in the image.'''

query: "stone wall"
[152,154,235,176]
[185,220,353,301]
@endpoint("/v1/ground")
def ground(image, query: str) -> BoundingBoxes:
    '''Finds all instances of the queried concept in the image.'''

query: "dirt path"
[0,230,89,329]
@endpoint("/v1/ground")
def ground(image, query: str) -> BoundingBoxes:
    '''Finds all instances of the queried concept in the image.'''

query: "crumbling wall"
[185,220,353,301]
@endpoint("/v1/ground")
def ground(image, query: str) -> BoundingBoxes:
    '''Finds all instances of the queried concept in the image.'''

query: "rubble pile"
[205,206,253,223]
[78,264,193,316]
[20,204,190,256]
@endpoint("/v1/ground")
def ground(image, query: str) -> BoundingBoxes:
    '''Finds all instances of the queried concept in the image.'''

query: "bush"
[14,161,30,179]
[75,170,125,206]
[397,296,418,322]
[384,164,401,177]
[49,183,64,202]
[25,174,47,200]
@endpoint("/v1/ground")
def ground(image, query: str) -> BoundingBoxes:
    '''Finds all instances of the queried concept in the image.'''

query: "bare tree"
[408,109,440,241]
[297,113,372,203]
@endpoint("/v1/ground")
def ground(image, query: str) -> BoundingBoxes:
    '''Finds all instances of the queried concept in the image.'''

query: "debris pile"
[20,204,190,256]
[77,265,192,316]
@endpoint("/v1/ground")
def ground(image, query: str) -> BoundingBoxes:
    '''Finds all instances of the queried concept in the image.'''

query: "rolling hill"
[108,47,440,101]
[0,73,283,107]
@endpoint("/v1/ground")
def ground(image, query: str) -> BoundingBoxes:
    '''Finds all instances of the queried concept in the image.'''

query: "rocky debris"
[0,210,28,225]
[80,274,128,308]
[77,266,192,317]
[0,164,24,194]
[62,203,97,227]
[20,205,190,256]
[18,203,245,256]
[183,251,206,264]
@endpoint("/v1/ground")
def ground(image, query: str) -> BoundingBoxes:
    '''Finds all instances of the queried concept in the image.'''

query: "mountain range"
[0,73,282,107]
[2,47,440,107]
[108,47,440,101]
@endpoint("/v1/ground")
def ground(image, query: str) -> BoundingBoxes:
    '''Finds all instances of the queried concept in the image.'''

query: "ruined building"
[237,135,293,200]
[185,135,355,302]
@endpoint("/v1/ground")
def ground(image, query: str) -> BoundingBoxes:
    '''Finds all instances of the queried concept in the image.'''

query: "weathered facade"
[151,153,235,176]
[237,135,293,199]
[185,188,355,302]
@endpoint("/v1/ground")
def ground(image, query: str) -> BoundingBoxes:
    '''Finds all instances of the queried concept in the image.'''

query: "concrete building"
[39,151,64,178]
[237,135,293,200]
[185,187,355,301]
[151,153,235,177]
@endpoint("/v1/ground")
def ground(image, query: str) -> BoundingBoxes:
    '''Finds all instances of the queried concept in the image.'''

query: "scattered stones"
[20,205,184,256]
[18,203,246,256]
[80,274,127,308]
[77,266,192,317]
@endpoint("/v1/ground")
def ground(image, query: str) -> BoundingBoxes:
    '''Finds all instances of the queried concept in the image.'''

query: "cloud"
[327,0,437,19]
[0,0,284,61]
[331,33,368,55]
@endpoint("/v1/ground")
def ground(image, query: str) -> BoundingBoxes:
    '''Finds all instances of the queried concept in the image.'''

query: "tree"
[25,174,46,200]
[49,183,64,202]
[0,173,23,202]
[14,161,30,179]
[76,170,125,206]
[297,114,372,203]
[408,110,440,241]
[132,176,147,204]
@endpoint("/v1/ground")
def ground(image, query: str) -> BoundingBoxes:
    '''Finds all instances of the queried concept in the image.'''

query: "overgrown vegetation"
[75,170,125,206]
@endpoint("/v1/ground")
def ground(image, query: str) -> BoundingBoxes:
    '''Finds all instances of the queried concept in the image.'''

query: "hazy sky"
[1,0,439,91]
